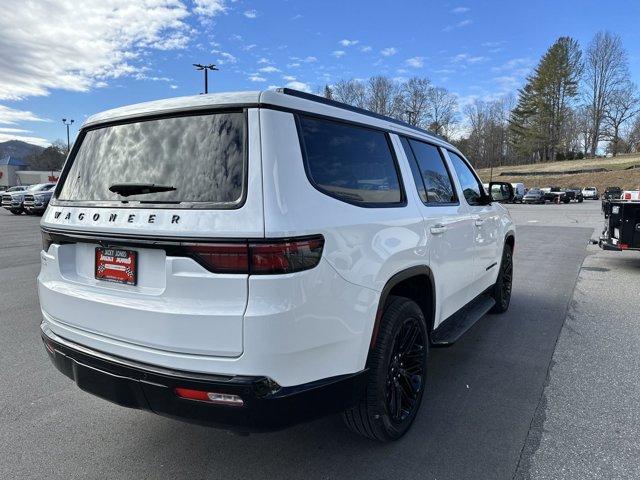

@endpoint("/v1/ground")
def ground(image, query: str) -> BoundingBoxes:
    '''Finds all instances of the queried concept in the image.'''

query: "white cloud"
[406,56,425,68]
[285,80,311,92]
[249,75,266,82]
[0,105,47,125]
[243,44,257,51]
[259,66,281,73]
[291,14,302,20]
[339,39,359,47]
[193,0,227,17]
[443,19,473,31]
[452,53,488,64]
[303,56,317,63]
[332,50,346,58]
[282,75,296,81]
[491,57,533,74]
[243,9,258,18]
[170,84,178,90]
[360,46,372,53]
[217,52,237,64]
[0,0,193,101]
[0,132,50,147]
[258,57,270,64]
[381,47,398,57]
[451,6,470,13]
[493,76,520,91]
[287,62,301,68]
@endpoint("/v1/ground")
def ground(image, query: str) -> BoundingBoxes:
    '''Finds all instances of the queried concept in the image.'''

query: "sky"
[1,0,640,147]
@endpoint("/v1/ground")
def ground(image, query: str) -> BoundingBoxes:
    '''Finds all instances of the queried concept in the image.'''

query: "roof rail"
[276,88,448,143]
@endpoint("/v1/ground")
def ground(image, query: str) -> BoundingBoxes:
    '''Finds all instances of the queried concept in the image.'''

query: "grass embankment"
[476,154,640,192]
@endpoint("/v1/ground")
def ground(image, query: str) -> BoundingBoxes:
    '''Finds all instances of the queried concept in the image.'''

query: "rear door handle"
[430,224,447,235]
[474,218,485,227]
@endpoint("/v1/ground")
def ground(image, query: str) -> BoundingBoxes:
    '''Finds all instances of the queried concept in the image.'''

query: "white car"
[582,186,599,199]
[38,89,515,441]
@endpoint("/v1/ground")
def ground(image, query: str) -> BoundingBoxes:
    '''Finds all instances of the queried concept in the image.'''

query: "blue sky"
[1,0,640,146]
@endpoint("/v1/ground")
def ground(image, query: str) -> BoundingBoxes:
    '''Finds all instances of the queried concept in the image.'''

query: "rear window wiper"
[109,183,176,197]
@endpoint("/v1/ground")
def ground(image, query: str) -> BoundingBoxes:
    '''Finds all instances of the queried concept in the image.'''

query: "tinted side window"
[447,151,484,206]
[298,115,402,205]
[400,137,427,203]
[404,138,456,204]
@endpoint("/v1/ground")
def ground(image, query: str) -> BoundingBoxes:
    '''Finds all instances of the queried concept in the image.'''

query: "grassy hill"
[476,154,640,192]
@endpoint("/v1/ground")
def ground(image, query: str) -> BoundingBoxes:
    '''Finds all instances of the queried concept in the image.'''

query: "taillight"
[184,243,249,273]
[41,230,53,252]
[184,235,324,275]
[624,192,632,200]
[250,237,324,274]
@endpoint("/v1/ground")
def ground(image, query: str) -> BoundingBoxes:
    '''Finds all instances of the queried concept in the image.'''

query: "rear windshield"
[57,112,246,206]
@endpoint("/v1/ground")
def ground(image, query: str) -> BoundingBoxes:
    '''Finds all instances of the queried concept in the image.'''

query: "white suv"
[38,89,515,441]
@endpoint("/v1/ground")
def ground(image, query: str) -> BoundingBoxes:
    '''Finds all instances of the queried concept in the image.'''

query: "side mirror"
[488,182,514,203]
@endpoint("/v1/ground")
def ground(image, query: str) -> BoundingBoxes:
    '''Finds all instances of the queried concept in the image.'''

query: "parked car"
[23,183,56,215]
[511,183,526,203]
[0,185,28,196]
[2,183,56,215]
[603,186,622,200]
[39,89,515,441]
[544,186,569,203]
[564,187,584,203]
[523,188,546,204]
[582,186,599,200]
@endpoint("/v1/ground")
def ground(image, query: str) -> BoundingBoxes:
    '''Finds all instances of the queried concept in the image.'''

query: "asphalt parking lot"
[0,200,637,480]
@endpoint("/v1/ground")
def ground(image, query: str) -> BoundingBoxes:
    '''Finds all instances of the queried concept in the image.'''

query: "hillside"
[476,154,640,192]
[0,140,44,161]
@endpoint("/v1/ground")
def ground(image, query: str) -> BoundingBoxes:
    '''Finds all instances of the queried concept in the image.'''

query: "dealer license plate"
[95,247,137,285]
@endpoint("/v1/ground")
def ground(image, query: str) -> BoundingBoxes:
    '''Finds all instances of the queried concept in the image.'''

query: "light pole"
[193,64,219,94]
[62,118,74,153]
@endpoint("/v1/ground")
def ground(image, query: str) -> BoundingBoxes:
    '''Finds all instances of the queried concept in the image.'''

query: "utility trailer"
[600,191,640,251]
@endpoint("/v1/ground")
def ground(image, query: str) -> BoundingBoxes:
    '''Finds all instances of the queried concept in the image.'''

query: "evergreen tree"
[509,37,582,161]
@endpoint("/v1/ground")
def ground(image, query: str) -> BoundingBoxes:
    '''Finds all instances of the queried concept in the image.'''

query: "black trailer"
[600,200,640,251]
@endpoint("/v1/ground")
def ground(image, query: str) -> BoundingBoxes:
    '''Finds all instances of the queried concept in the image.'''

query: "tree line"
[322,31,640,168]
[25,140,67,171]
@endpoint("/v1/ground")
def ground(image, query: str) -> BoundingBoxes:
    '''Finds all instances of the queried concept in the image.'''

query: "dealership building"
[0,156,60,187]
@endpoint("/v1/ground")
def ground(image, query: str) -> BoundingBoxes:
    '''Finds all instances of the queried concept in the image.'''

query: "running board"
[430,294,495,347]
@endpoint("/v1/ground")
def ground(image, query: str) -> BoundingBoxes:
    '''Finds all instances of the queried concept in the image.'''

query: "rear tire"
[342,296,428,441]
[10,209,22,215]
[490,244,513,314]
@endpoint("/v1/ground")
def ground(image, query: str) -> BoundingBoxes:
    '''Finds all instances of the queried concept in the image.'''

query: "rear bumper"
[41,324,367,432]
[599,237,640,251]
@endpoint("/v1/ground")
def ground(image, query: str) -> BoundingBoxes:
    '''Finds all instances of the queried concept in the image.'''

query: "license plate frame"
[95,247,138,285]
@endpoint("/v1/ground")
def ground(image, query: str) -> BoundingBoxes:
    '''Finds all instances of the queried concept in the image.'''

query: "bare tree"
[367,76,401,117]
[584,31,630,156]
[399,77,431,127]
[332,79,367,108]
[425,86,458,138]
[603,83,640,156]
[625,116,640,153]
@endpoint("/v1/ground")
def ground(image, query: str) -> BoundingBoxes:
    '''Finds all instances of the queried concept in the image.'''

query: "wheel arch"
[505,231,515,251]
[367,266,436,363]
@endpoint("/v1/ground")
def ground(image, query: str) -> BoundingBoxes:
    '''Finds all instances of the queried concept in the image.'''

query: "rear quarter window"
[297,115,404,206]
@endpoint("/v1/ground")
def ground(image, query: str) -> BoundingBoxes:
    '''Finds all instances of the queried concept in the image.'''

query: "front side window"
[447,151,484,206]
[57,112,246,206]
[298,115,403,206]
[401,137,456,204]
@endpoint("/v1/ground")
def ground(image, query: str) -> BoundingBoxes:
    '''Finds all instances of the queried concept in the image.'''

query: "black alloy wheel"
[386,317,425,423]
